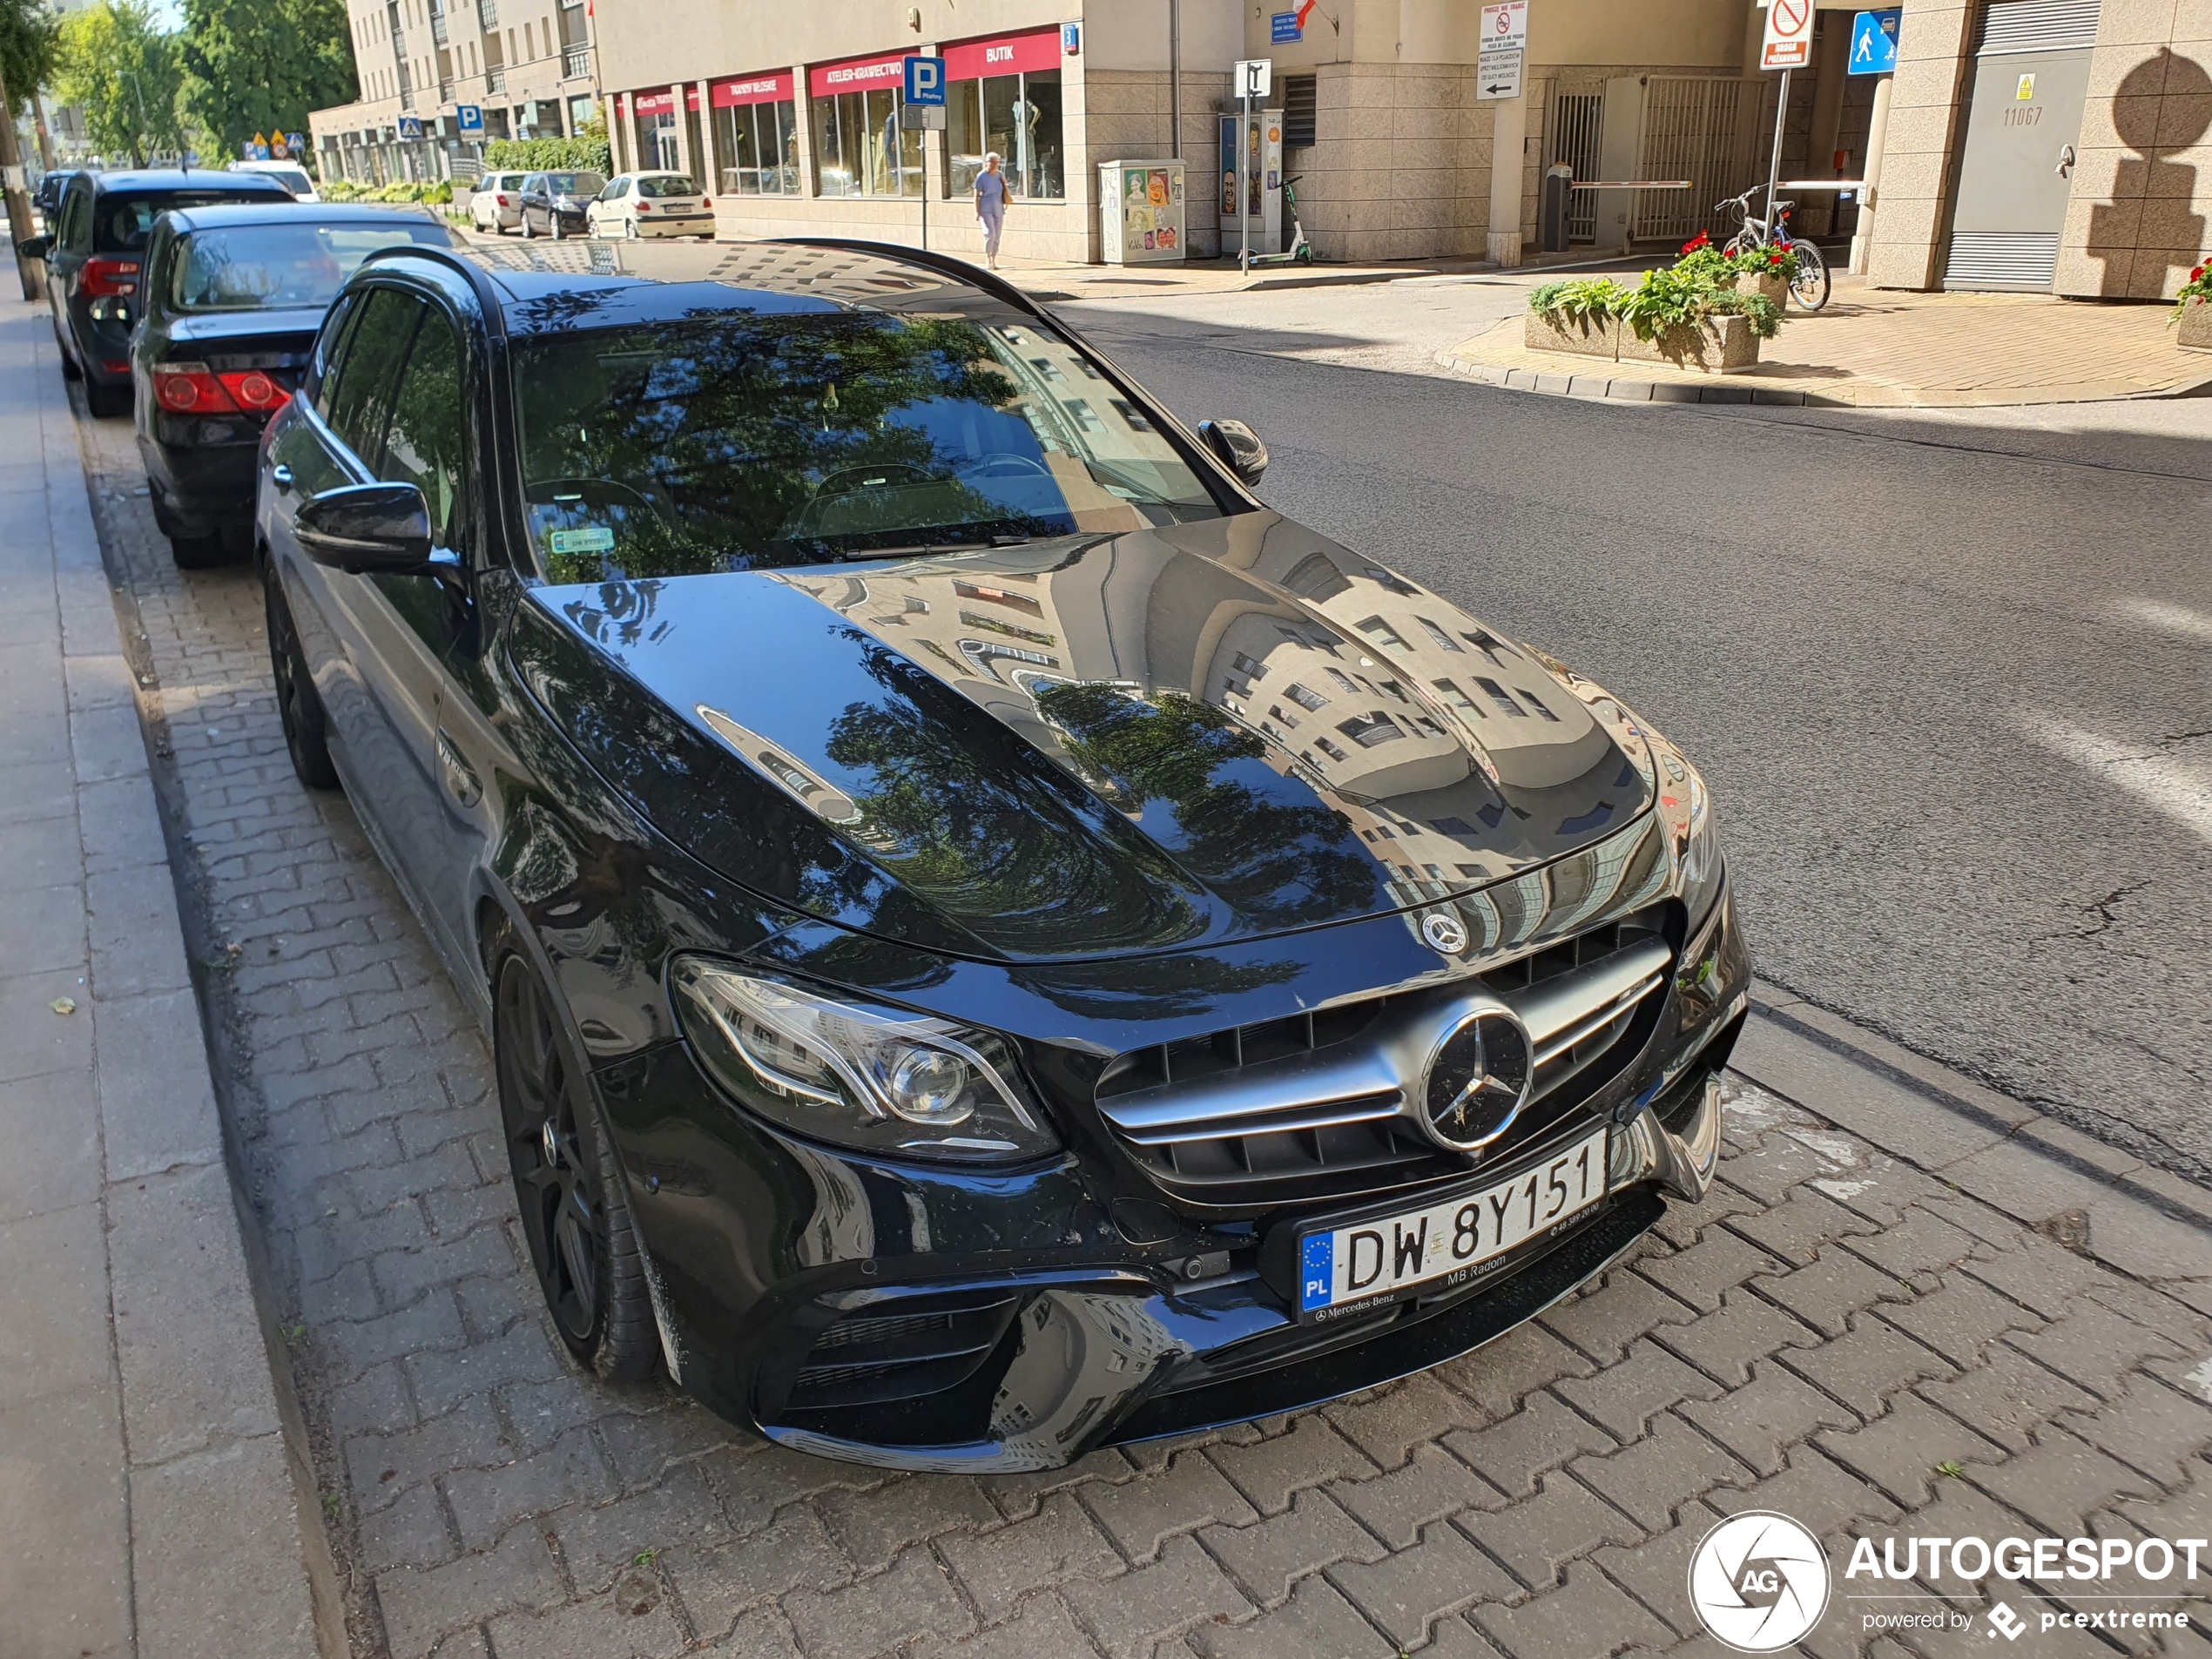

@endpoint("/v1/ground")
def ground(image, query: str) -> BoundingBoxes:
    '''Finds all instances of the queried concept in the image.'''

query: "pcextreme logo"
[1688,1512,1831,1652]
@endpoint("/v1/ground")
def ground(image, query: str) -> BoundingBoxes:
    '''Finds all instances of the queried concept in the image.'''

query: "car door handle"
[272,464,294,493]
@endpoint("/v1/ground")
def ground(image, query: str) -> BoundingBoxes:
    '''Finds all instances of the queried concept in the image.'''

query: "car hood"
[516,512,1654,964]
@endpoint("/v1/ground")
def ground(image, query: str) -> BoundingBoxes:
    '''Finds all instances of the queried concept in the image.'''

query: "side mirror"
[1198,418,1269,488]
[293,482,437,574]
[17,234,53,262]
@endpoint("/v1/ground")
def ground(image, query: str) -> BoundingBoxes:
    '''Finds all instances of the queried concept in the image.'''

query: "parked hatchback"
[516,170,604,239]
[132,202,453,566]
[17,168,293,416]
[254,240,1744,1472]
[585,172,714,241]
[470,170,530,234]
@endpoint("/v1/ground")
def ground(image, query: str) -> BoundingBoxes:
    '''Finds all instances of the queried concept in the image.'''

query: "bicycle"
[1714,185,1831,311]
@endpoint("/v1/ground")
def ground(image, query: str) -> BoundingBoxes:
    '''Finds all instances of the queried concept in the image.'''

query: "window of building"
[1284,682,1326,711]
[1338,711,1406,748]
[943,30,1063,199]
[1282,73,1318,147]
[711,73,797,194]
[1418,617,1463,652]
[1432,678,1487,724]
[1357,616,1412,656]
[810,54,921,197]
[1475,676,1527,717]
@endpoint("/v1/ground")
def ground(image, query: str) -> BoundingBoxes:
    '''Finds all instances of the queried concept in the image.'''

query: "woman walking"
[973,151,1008,270]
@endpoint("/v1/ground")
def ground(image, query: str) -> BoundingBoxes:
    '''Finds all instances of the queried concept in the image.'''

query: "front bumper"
[603,886,1749,1472]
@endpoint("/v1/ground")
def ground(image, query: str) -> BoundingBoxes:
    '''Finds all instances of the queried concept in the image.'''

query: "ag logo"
[1420,911,1467,954]
[1688,1511,1831,1652]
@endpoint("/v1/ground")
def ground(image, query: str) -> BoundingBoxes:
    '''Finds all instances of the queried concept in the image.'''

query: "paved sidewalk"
[0,302,323,1656]
[1440,273,2212,407]
[64,372,2212,1658]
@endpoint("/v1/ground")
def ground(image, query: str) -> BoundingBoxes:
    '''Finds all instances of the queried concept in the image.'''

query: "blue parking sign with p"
[455,105,483,133]
[903,55,946,105]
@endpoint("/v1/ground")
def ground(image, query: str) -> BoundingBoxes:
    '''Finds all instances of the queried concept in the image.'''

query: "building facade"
[305,0,2208,296]
[311,0,600,185]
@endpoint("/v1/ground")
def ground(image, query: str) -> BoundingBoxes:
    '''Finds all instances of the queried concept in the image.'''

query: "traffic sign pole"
[1764,68,1791,234]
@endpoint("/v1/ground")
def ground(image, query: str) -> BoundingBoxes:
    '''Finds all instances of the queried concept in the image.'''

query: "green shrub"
[1527,236,1786,341]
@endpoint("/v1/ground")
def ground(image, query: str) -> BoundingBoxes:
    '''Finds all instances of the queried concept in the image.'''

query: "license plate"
[1296,1128,1608,1322]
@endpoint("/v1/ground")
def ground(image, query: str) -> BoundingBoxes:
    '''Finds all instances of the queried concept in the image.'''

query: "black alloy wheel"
[264,567,340,789]
[493,952,657,1379]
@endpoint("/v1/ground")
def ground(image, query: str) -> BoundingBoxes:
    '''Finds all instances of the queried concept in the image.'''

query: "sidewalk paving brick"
[53,352,2212,1659]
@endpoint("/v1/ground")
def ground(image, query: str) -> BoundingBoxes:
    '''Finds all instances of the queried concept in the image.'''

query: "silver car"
[469,172,529,235]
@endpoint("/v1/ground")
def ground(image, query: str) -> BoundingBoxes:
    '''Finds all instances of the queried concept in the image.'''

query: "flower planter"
[1733,270,1790,308]
[2181,294,2212,350]
[1615,313,1761,374]
[1525,312,1619,360]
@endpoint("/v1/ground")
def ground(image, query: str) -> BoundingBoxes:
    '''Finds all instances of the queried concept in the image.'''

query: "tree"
[177,0,354,167]
[0,0,60,117]
[54,1,183,164]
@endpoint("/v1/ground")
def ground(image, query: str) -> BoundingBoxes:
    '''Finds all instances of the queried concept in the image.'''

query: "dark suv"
[255,240,1746,1471]
[17,168,292,416]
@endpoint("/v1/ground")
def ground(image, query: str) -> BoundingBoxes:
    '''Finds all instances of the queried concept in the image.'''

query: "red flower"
[2195,264,2209,281]
[1681,231,1710,255]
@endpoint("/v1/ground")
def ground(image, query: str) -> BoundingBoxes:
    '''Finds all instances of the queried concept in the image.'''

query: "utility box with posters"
[1217,110,1284,257]
[1099,159,1186,263]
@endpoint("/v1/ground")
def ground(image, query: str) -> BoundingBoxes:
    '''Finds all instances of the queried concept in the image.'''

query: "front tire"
[523,212,536,239]
[493,951,658,1381]
[264,566,340,789]
[1789,240,1831,311]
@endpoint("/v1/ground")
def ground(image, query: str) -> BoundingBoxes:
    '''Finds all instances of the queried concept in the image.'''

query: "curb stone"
[51,342,341,1652]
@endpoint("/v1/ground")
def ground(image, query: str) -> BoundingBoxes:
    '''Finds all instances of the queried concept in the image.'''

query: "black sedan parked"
[16,167,293,416]
[131,202,454,566]
[516,169,604,239]
[34,168,84,230]
[254,240,1746,1471]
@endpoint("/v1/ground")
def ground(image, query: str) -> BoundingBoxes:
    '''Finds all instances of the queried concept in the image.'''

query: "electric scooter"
[1245,174,1316,266]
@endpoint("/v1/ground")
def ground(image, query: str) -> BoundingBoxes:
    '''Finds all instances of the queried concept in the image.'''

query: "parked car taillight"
[219,371,290,413]
[702,197,711,209]
[496,193,509,205]
[637,201,651,212]
[81,257,139,299]
[152,362,236,413]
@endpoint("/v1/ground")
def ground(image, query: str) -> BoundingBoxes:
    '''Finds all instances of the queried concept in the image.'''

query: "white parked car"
[227,159,318,202]
[585,172,715,241]
[470,172,530,235]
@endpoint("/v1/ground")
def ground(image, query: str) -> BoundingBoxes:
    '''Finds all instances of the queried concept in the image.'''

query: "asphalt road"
[1066,288,2212,1181]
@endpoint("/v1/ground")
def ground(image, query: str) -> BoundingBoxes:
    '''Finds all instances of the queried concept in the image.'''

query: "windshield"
[635,175,697,198]
[169,221,455,310]
[513,312,1224,582]
[543,172,603,197]
[97,190,274,253]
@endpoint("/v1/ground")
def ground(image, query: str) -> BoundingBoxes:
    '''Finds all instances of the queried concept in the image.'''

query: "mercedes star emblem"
[1420,911,1469,954]
[1421,1008,1534,1152]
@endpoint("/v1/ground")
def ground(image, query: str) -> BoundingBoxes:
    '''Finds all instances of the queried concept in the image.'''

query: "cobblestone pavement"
[74,401,2212,1659]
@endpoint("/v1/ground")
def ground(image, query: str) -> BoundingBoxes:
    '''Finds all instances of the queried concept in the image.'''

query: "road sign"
[455,105,483,133]
[1763,0,1815,70]
[287,132,305,152]
[1477,2,1526,101]
[902,55,946,106]
[1233,58,1271,99]
[1849,9,1900,74]
[270,137,290,158]
[397,116,424,140]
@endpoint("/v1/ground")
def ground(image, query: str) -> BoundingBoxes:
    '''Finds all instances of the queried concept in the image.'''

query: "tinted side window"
[60,185,91,253]
[379,312,469,552]
[310,293,364,416]
[323,288,421,464]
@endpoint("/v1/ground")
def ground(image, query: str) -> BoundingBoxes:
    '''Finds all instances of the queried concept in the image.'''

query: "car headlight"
[671,958,1060,1164]
[1678,761,1723,927]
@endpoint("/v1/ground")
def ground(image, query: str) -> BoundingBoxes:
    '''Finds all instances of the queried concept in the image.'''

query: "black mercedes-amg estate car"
[254,239,1747,1472]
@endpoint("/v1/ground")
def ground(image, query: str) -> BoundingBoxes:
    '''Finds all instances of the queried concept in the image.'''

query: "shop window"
[948,69,1063,199]
[716,98,797,194]
[813,87,923,197]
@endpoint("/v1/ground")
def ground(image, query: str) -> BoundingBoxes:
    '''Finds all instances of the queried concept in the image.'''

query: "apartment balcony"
[487,67,505,94]
[476,0,497,25]
[563,47,590,80]
[439,79,454,104]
